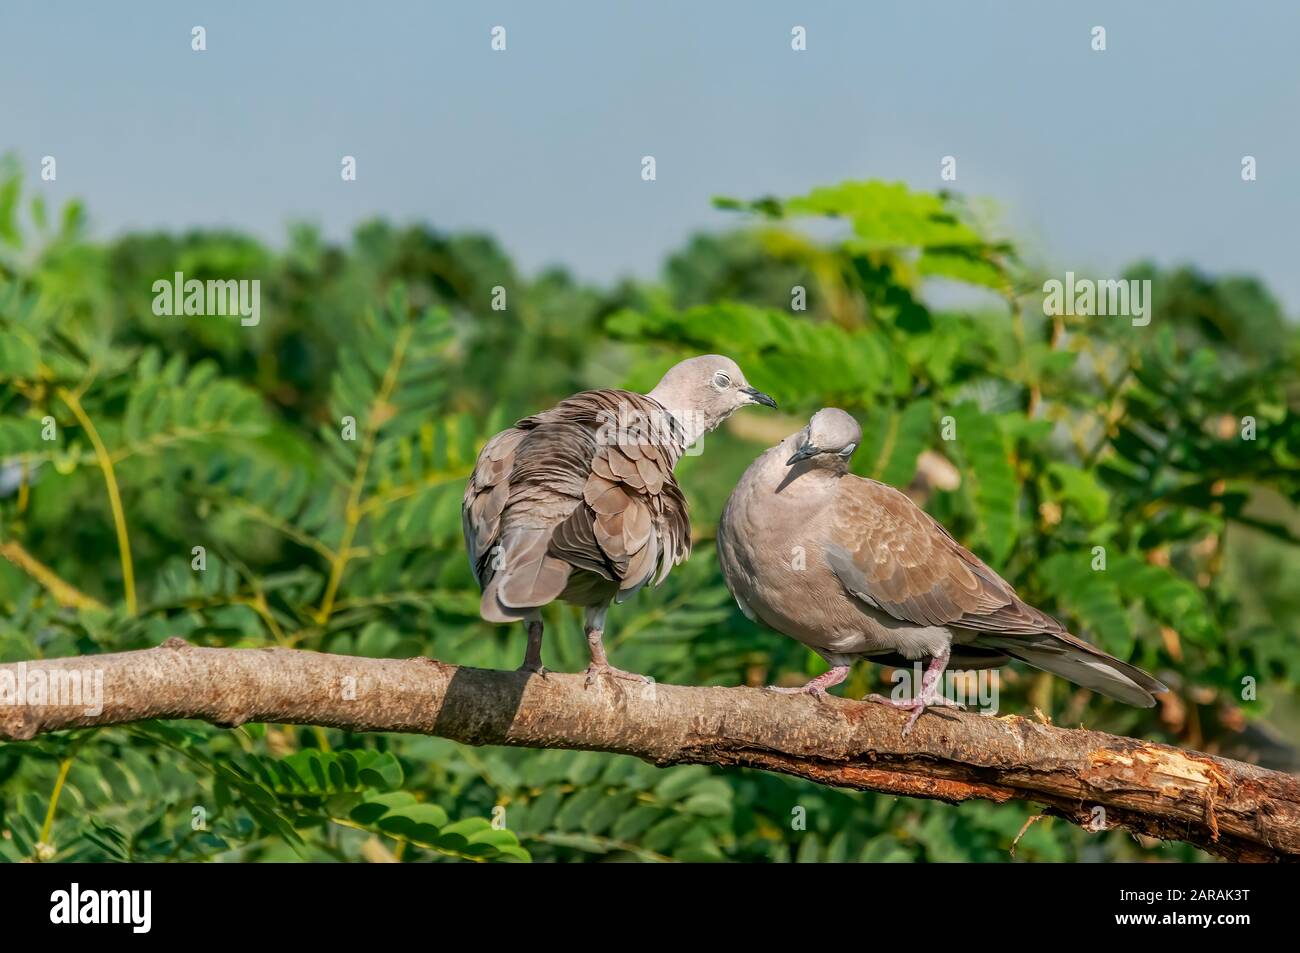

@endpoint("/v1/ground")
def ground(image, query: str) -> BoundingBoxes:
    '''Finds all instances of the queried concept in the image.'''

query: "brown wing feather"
[544,391,690,594]
[462,389,691,619]
[826,476,1057,633]
[462,427,526,584]
[825,477,1166,705]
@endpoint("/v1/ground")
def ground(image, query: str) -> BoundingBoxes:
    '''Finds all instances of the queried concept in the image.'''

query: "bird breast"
[719,457,854,651]
[719,456,953,660]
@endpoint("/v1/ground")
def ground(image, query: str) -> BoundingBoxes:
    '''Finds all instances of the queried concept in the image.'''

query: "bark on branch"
[2,641,1296,862]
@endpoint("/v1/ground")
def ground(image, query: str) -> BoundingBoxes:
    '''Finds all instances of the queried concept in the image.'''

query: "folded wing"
[824,477,1166,706]
[463,390,691,622]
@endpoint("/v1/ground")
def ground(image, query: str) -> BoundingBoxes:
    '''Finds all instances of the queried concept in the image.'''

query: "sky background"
[3,1,1298,313]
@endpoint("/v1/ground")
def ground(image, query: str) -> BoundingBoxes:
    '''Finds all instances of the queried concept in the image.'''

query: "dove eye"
[712,372,731,389]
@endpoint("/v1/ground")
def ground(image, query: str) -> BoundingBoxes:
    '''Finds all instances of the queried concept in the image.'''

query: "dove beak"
[741,386,777,409]
[786,443,821,466]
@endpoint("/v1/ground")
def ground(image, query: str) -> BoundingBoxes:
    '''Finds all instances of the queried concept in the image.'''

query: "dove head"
[786,408,862,473]
[647,355,776,447]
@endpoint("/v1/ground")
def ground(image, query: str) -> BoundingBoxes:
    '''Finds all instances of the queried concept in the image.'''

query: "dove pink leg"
[517,617,547,676]
[767,664,850,697]
[583,606,650,685]
[865,645,954,736]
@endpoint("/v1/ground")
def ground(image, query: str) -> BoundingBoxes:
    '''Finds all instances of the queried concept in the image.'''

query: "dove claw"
[765,683,828,698]
[765,664,850,699]
[584,663,651,688]
[864,692,958,735]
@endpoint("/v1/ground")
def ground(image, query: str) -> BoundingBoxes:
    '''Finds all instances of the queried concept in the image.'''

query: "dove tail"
[982,632,1168,708]
[479,527,571,622]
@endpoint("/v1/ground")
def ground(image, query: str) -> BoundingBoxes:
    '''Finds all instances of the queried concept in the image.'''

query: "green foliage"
[1,166,1297,863]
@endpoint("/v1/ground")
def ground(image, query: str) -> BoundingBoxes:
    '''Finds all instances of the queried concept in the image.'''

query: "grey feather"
[462,355,775,663]
[718,407,1167,708]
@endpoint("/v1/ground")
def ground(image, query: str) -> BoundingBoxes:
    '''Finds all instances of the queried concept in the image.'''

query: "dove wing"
[464,389,691,617]
[823,476,1061,634]
[823,476,1166,705]
[462,426,527,586]
[542,390,691,596]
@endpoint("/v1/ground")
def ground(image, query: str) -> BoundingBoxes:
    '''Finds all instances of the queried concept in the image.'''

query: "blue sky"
[3,1,1298,312]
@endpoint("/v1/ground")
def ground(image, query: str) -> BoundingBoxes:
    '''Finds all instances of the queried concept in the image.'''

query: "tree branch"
[2,641,1296,862]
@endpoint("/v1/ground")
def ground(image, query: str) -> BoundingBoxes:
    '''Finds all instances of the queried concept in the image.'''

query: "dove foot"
[766,684,826,696]
[864,647,954,736]
[865,692,962,709]
[582,613,651,688]
[765,664,850,698]
[584,663,651,687]
[864,694,944,736]
[518,619,547,677]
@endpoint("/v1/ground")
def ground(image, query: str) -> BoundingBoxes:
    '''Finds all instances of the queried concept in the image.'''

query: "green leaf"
[949,403,1019,565]
[1044,462,1111,525]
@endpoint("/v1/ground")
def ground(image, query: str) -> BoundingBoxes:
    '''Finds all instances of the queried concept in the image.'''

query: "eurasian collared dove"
[717,407,1167,734]
[464,355,776,682]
